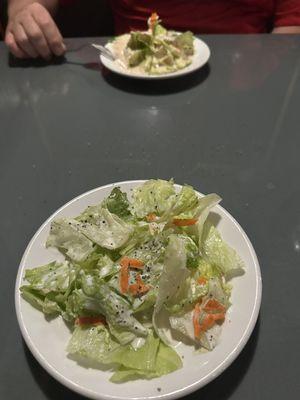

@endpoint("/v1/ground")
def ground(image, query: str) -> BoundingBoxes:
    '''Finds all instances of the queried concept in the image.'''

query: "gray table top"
[1,35,300,400]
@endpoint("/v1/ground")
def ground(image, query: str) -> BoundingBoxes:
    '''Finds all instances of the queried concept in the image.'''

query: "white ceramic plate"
[15,180,261,400]
[100,37,210,79]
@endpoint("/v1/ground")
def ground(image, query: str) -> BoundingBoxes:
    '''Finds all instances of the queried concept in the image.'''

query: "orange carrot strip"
[173,218,198,227]
[199,313,225,332]
[197,276,208,285]
[120,257,144,269]
[129,274,150,296]
[203,299,226,314]
[146,213,157,222]
[75,316,106,326]
[150,12,158,28]
[120,264,129,294]
[193,303,202,339]
[119,257,144,293]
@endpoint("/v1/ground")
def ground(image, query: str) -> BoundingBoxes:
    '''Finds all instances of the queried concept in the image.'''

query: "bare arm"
[272,26,300,33]
[6,0,66,59]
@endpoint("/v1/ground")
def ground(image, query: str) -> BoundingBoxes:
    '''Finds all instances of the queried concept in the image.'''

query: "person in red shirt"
[5,0,300,59]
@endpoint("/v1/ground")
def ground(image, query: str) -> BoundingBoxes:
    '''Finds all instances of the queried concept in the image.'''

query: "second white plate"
[100,37,210,79]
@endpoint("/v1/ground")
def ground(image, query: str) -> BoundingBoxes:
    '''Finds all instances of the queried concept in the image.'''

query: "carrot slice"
[129,274,150,296]
[197,276,207,285]
[193,303,202,339]
[146,213,157,222]
[119,257,145,293]
[120,263,129,294]
[75,316,106,326]
[199,313,225,332]
[203,299,226,314]
[120,257,144,269]
[193,301,225,339]
[149,12,159,29]
[173,218,198,226]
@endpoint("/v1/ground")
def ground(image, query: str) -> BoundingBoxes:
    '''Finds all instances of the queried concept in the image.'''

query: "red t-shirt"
[61,0,300,34]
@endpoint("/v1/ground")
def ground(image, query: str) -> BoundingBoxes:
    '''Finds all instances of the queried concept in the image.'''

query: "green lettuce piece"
[128,50,146,67]
[75,207,133,250]
[208,277,230,307]
[63,288,102,321]
[46,219,94,262]
[78,248,119,279]
[165,274,208,314]
[109,331,159,371]
[194,194,221,237]
[154,24,167,36]
[22,261,74,295]
[174,31,194,55]
[202,224,245,279]
[198,257,222,279]
[127,32,152,50]
[133,290,157,313]
[76,251,102,269]
[20,286,62,315]
[67,325,119,364]
[102,187,132,219]
[107,323,136,345]
[168,185,199,218]
[80,273,147,339]
[126,231,168,265]
[132,179,176,218]
[153,235,189,343]
[154,340,182,375]
[177,234,199,268]
[20,261,76,316]
[169,276,228,349]
[110,340,182,382]
[182,194,221,248]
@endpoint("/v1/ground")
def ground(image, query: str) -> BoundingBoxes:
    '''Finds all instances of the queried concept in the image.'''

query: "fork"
[91,44,116,61]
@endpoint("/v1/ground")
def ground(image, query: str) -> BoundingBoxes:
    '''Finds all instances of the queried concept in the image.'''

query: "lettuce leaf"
[177,234,199,268]
[167,185,199,218]
[102,187,132,219]
[202,224,245,279]
[20,286,62,315]
[132,179,175,218]
[110,340,182,382]
[22,261,75,295]
[190,194,222,247]
[153,235,189,343]
[67,324,119,364]
[75,207,133,250]
[166,274,208,314]
[80,273,147,339]
[63,288,101,321]
[109,331,159,371]
[46,219,94,262]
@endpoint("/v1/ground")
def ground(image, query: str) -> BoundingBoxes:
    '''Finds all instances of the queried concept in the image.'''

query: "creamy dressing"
[107,34,147,75]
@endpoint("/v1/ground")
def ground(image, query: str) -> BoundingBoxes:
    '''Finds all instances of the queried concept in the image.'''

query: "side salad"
[107,13,195,75]
[20,180,245,382]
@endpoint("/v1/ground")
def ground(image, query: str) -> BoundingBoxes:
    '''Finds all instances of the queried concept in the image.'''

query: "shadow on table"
[102,64,210,95]
[22,317,260,400]
[8,53,210,96]
[8,54,66,68]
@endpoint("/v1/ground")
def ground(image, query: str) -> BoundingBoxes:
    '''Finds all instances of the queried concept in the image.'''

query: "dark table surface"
[1,35,300,400]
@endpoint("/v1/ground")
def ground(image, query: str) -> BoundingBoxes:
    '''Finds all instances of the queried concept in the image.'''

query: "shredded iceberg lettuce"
[20,179,244,382]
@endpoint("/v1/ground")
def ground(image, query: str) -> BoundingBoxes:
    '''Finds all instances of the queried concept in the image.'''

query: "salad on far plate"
[20,179,245,382]
[106,13,195,75]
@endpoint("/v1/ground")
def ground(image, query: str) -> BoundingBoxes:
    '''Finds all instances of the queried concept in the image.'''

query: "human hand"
[5,2,66,60]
